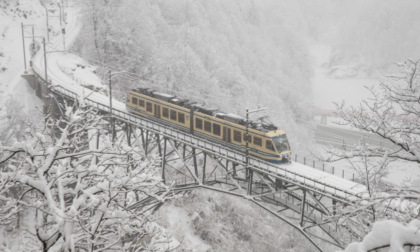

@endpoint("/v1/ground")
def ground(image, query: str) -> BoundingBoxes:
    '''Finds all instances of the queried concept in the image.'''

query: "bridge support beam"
[126,123,132,146]
[276,179,283,191]
[300,190,307,227]
[95,129,100,164]
[202,152,206,184]
[140,129,145,152]
[110,117,116,143]
[232,163,237,177]
[162,137,167,184]
[247,169,253,195]
[145,130,149,155]
[192,147,198,178]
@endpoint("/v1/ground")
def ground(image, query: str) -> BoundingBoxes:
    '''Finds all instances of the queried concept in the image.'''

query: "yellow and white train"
[126,88,291,163]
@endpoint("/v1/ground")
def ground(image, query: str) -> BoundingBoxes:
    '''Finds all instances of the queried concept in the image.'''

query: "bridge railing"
[293,154,357,181]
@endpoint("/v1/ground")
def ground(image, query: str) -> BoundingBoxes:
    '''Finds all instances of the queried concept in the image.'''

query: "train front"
[272,131,292,163]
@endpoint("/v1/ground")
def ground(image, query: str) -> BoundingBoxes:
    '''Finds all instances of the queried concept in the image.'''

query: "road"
[314,124,394,150]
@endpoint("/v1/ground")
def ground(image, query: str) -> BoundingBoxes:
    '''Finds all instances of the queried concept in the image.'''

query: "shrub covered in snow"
[159,190,315,252]
[0,104,173,251]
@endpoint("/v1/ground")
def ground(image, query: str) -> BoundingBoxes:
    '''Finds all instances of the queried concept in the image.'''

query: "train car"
[126,88,291,163]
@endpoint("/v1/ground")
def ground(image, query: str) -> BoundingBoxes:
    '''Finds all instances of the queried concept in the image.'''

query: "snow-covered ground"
[158,203,212,251]
[0,0,45,116]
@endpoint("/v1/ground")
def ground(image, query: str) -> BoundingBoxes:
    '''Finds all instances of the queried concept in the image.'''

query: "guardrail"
[293,154,356,181]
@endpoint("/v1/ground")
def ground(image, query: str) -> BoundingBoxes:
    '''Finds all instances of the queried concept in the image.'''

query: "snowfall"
[0,0,419,251]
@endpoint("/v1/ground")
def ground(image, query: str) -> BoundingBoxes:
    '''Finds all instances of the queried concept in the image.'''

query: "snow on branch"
[327,59,420,251]
[344,219,420,252]
[0,105,173,251]
[332,59,420,164]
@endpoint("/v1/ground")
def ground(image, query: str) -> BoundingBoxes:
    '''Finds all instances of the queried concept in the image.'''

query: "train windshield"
[273,135,290,153]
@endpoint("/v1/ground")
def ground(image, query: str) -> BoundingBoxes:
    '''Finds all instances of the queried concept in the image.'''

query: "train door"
[154,104,161,118]
[223,127,231,143]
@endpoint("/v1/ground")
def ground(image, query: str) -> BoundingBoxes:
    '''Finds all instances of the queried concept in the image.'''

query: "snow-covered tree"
[332,59,420,164]
[74,0,314,154]
[323,60,420,249]
[0,104,171,251]
[0,100,28,144]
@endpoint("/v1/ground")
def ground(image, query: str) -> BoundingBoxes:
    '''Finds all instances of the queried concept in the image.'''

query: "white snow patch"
[56,53,106,94]
[144,221,180,251]
[158,203,212,252]
[383,160,420,189]
[344,219,420,252]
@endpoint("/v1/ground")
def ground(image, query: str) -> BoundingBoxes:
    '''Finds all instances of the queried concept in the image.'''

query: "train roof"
[153,92,175,101]
[129,88,281,133]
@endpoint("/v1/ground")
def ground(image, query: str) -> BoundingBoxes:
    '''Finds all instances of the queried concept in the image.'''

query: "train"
[126,88,291,163]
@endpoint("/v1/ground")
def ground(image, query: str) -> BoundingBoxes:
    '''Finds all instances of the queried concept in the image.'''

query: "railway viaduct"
[18,51,377,252]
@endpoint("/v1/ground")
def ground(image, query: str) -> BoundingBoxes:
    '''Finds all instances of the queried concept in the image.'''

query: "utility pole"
[45,8,50,42]
[63,0,68,24]
[32,26,35,51]
[62,27,66,50]
[109,70,115,143]
[245,109,251,194]
[245,109,249,171]
[109,70,113,115]
[21,23,27,71]
[108,71,126,143]
[58,1,65,50]
[43,38,48,84]
[57,3,62,26]
[245,107,267,195]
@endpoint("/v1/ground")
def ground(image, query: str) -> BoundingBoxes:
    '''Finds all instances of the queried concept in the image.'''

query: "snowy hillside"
[73,0,315,154]
[0,0,45,120]
[158,190,314,252]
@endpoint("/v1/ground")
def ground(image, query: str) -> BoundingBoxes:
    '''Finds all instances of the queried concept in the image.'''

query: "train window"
[233,130,241,142]
[254,136,262,146]
[204,121,211,133]
[195,118,203,130]
[243,134,252,143]
[132,97,138,105]
[139,99,145,107]
[170,110,177,120]
[178,112,185,123]
[162,107,169,118]
[146,102,153,112]
[266,140,275,151]
[213,124,221,136]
